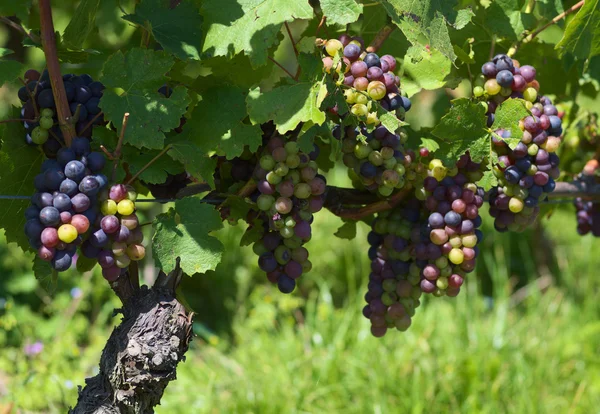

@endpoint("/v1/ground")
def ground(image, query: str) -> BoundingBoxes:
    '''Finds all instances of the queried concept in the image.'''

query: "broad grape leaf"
[199,54,275,89]
[0,59,24,85]
[247,82,326,133]
[33,257,57,293]
[100,87,189,149]
[379,0,474,62]
[320,0,363,25]
[402,46,461,97]
[123,0,203,61]
[62,0,101,49]
[379,111,406,133]
[0,49,13,57]
[166,133,217,188]
[101,48,174,91]
[240,218,264,246]
[432,98,488,164]
[537,0,564,22]
[484,0,536,41]
[555,0,600,60]
[334,221,357,239]
[491,99,530,149]
[125,147,185,184]
[201,0,313,67]
[0,109,44,250]
[221,195,252,224]
[152,198,224,276]
[0,2,32,23]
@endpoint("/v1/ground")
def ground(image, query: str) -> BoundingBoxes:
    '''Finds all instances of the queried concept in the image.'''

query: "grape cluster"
[142,172,191,200]
[363,198,424,337]
[251,137,325,293]
[81,184,145,281]
[473,55,562,231]
[339,125,411,196]
[420,154,484,296]
[573,160,600,236]
[320,35,411,125]
[18,69,105,158]
[24,138,107,271]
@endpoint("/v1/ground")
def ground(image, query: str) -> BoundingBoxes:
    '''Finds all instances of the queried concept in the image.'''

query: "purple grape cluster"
[363,198,424,337]
[339,125,410,196]
[81,183,145,282]
[24,137,107,271]
[18,69,105,158]
[251,137,325,293]
[320,34,411,125]
[573,161,600,235]
[420,153,485,296]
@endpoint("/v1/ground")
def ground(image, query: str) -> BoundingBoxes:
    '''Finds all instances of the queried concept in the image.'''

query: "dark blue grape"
[444,211,462,227]
[44,169,65,190]
[85,97,101,115]
[258,253,278,272]
[65,160,86,182]
[34,174,48,191]
[367,231,383,246]
[388,94,402,110]
[39,206,60,226]
[495,55,514,72]
[24,219,44,240]
[496,70,514,87]
[59,178,79,196]
[53,193,72,211]
[64,82,75,101]
[400,96,412,111]
[524,196,538,207]
[87,152,106,173]
[57,148,77,166]
[360,162,377,179]
[75,85,92,104]
[71,137,91,156]
[81,240,100,258]
[481,62,496,77]
[70,76,85,87]
[18,86,30,102]
[529,185,543,199]
[90,229,109,248]
[82,207,97,224]
[158,85,173,97]
[95,174,108,189]
[37,89,55,108]
[39,192,54,208]
[277,274,296,293]
[428,212,444,228]
[89,81,104,97]
[79,176,100,196]
[515,158,531,172]
[25,205,40,220]
[41,159,61,172]
[71,193,91,212]
[368,246,378,260]
[364,53,381,68]
[63,74,74,81]
[543,179,556,193]
[80,74,93,85]
[343,44,361,61]
[504,167,521,184]
[52,250,72,271]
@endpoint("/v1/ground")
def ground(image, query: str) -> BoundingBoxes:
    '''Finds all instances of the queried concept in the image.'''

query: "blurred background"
[1,1,600,413]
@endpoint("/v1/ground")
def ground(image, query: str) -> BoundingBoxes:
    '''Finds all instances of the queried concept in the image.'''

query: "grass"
[1,199,600,413]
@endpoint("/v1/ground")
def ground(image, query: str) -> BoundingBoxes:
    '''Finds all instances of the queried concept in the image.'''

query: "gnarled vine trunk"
[71,263,193,413]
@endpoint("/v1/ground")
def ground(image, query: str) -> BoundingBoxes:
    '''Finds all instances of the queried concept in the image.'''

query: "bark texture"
[70,267,193,414]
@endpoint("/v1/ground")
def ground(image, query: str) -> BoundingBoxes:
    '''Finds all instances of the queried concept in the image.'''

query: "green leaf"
[62,0,101,49]
[555,0,600,60]
[247,83,326,133]
[420,137,440,152]
[99,87,190,149]
[166,133,217,188]
[201,0,313,67]
[432,98,488,164]
[402,46,461,97]
[200,54,275,89]
[380,0,473,62]
[320,0,363,25]
[484,0,536,41]
[152,198,224,276]
[76,255,98,273]
[537,0,564,22]
[240,218,264,246]
[125,147,185,184]
[334,220,357,239]
[379,110,406,133]
[491,99,530,149]
[33,257,57,293]
[0,59,24,85]
[123,0,203,61]
[0,49,14,57]
[221,195,251,224]
[101,48,174,91]
[478,168,499,191]
[0,109,44,250]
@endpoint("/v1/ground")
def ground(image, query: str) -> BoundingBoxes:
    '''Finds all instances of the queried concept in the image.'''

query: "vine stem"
[366,24,395,53]
[126,144,172,185]
[0,16,40,43]
[268,56,298,81]
[112,112,129,182]
[507,0,585,57]
[284,22,299,57]
[39,0,76,146]
[0,118,36,124]
[332,188,410,220]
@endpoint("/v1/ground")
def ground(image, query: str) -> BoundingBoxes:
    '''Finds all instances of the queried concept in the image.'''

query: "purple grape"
[98,250,115,268]
[101,215,120,234]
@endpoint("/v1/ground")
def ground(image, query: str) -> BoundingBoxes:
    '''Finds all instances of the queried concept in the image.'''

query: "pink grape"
[109,184,127,202]
[101,215,120,234]
[41,227,59,247]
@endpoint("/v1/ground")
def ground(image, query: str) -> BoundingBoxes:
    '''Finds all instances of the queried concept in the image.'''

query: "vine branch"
[0,16,40,43]
[39,0,77,146]
[507,0,585,57]
[366,24,395,53]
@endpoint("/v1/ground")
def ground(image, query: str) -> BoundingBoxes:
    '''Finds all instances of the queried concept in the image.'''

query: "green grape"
[41,108,54,117]
[31,127,49,144]
[39,116,53,130]
[257,194,275,211]
[274,245,291,265]
[260,155,275,170]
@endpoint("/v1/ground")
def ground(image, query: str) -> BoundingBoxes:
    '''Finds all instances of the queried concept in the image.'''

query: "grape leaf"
[152,198,224,276]
[320,0,363,26]
[478,168,499,191]
[201,0,313,67]
[0,59,24,85]
[0,2,32,23]
[221,195,251,224]
[537,0,564,22]
[0,110,44,250]
[334,220,357,239]
[125,147,186,184]
[491,99,530,149]
[199,54,275,89]
[402,46,461,97]
[240,218,264,246]
[101,48,174,91]
[555,0,600,60]
[379,111,406,133]
[100,87,190,149]
[484,0,536,41]
[247,82,326,133]
[432,98,488,164]
[166,133,217,188]
[380,0,473,62]
[33,257,57,293]
[123,0,203,61]
[0,49,13,57]
[62,0,101,49]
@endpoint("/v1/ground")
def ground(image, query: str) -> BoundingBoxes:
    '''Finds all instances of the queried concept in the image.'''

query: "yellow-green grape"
[325,39,344,57]
[449,236,462,248]
[479,101,488,112]
[101,199,118,216]
[31,127,49,144]
[473,86,484,97]
[350,103,368,117]
[436,277,449,290]
[448,248,464,265]
[484,79,501,95]
[525,101,533,110]
[509,197,524,213]
[117,199,135,216]
[462,234,478,248]
[500,87,512,97]
[112,241,127,256]
[39,116,53,130]
[41,108,54,117]
[355,93,368,105]
[257,194,275,211]
[284,141,299,154]
[429,159,447,181]
[58,224,78,243]
[354,143,372,159]
[126,186,138,201]
[344,89,357,104]
[367,81,387,101]
[378,185,394,197]
[116,255,131,268]
[545,136,561,152]
[126,244,146,261]
[473,75,486,87]
[527,144,539,156]
[523,87,537,102]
